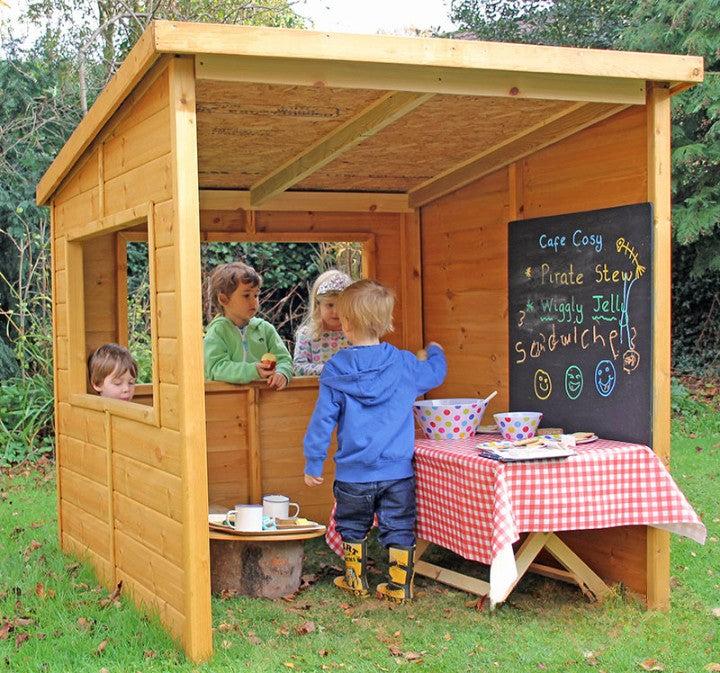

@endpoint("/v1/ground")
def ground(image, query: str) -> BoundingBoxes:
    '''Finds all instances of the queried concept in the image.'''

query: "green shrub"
[0,373,54,464]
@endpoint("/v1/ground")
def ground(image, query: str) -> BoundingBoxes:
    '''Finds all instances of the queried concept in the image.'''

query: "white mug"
[262,494,300,519]
[225,504,263,532]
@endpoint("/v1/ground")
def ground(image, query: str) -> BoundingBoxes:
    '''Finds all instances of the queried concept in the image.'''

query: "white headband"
[317,275,352,296]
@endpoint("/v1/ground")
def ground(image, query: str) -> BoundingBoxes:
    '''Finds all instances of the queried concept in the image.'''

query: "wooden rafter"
[409,101,628,207]
[250,91,433,206]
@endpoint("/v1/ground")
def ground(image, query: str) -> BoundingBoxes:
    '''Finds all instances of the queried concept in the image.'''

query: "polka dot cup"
[493,412,543,441]
[413,398,488,440]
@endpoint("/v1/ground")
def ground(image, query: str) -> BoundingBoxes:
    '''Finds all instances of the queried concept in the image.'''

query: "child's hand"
[304,473,324,487]
[256,361,273,379]
[267,372,288,390]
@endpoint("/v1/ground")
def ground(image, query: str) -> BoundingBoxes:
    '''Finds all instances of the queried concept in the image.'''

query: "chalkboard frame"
[508,203,654,446]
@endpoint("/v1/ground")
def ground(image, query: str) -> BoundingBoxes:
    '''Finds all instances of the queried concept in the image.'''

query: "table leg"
[412,533,610,606]
[540,533,611,602]
[414,538,491,597]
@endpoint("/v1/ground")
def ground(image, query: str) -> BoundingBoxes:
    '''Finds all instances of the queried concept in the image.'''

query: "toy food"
[261,353,277,370]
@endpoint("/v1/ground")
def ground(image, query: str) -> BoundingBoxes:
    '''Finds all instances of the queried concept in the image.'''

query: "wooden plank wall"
[420,106,651,598]
[51,61,195,644]
[204,379,337,524]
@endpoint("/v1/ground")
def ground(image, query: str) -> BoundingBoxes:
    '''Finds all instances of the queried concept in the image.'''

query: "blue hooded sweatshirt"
[303,343,447,483]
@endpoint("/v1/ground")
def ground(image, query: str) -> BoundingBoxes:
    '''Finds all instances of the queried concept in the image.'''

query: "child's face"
[219,281,260,326]
[93,366,136,401]
[319,296,341,331]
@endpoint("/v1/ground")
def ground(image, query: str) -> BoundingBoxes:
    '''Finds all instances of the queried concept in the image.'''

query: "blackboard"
[508,203,653,446]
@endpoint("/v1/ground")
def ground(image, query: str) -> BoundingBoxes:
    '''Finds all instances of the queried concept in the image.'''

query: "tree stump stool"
[209,527,326,599]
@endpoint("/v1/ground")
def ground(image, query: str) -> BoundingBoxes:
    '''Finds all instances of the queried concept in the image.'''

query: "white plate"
[209,513,228,525]
[575,435,598,444]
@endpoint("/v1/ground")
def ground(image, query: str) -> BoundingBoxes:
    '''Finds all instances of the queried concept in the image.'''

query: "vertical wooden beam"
[399,212,423,351]
[168,55,212,662]
[104,411,117,585]
[247,387,262,503]
[146,203,161,423]
[51,208,63,547]
[115,234,129,347]
[646,81,672,610]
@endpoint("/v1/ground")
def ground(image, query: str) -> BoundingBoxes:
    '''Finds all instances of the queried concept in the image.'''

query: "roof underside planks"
[36,21,704,208]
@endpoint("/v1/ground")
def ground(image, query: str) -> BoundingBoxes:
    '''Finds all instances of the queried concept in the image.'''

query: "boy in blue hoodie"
[303,279,446,602]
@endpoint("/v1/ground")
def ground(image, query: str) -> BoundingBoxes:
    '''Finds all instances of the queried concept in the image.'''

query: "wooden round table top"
[209,524,327,542]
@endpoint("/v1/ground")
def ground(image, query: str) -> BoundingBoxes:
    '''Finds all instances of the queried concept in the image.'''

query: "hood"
[320,343,403,405]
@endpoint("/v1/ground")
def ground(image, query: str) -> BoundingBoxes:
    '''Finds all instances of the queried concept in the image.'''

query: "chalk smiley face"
[594,359,616,397]
[533,368,552,400]
[564,365,584,400]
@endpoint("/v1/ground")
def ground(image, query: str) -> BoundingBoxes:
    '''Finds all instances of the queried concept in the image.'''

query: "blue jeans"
[333,476,416,548]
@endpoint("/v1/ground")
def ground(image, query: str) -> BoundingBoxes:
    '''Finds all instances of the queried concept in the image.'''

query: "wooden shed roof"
[36,20,703,208]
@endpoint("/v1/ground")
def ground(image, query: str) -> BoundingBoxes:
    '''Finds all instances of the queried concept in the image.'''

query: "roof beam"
[250,91,433,206]
[159,21,703,86]
[409,101,628,207]
[196,54,646,106]
[199,189,412,213]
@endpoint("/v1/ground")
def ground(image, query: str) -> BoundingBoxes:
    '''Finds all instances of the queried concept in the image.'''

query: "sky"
[298,0,458,34]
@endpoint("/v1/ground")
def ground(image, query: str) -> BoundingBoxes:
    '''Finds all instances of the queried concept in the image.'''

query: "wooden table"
[326,435,705,605]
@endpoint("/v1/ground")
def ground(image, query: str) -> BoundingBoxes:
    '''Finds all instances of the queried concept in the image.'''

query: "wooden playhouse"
[36,21,703,662]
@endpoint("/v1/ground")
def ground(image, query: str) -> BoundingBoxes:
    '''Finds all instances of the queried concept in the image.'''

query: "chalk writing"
[509,204,653,445]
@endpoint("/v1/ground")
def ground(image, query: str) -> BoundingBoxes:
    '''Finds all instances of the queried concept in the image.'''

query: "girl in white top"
[293,269,353,376]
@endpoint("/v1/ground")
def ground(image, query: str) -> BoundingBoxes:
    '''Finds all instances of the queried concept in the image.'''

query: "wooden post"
[646,82,672,610]
[168,55,213,661]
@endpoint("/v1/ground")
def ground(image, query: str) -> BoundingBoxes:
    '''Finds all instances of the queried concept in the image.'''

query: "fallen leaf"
[22,540,42,560]
[711,607,720,618]
[705,665,720,672]
[0,621,12,639]
[221,640,233,650]
[144,650,157,659]
[99,581,122,608]
[294,621,316,635]
[639,659,664,671]
[15,633,30,649]
[247,635,262,645]
[96,638,108,654]
[216,622,233,632]
[13,617,34,627]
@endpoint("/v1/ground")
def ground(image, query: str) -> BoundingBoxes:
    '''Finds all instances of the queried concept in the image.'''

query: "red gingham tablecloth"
[326,435,706,564]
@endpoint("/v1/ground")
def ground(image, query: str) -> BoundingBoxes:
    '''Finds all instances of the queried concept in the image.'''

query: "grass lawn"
[1,406,718,672]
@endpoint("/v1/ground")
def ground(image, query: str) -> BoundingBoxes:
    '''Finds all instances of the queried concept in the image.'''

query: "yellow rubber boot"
[376,545,415,603]
[333,538,370,598]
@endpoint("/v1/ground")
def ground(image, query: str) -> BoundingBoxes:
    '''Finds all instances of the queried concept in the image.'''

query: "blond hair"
[88,343,138,389]
[300,269,353,339]
[336,279,394,339]
[208,261,261,315]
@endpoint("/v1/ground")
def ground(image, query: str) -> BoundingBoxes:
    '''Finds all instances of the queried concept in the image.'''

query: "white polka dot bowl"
[413,398,488,440]
[493,412,543,441]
